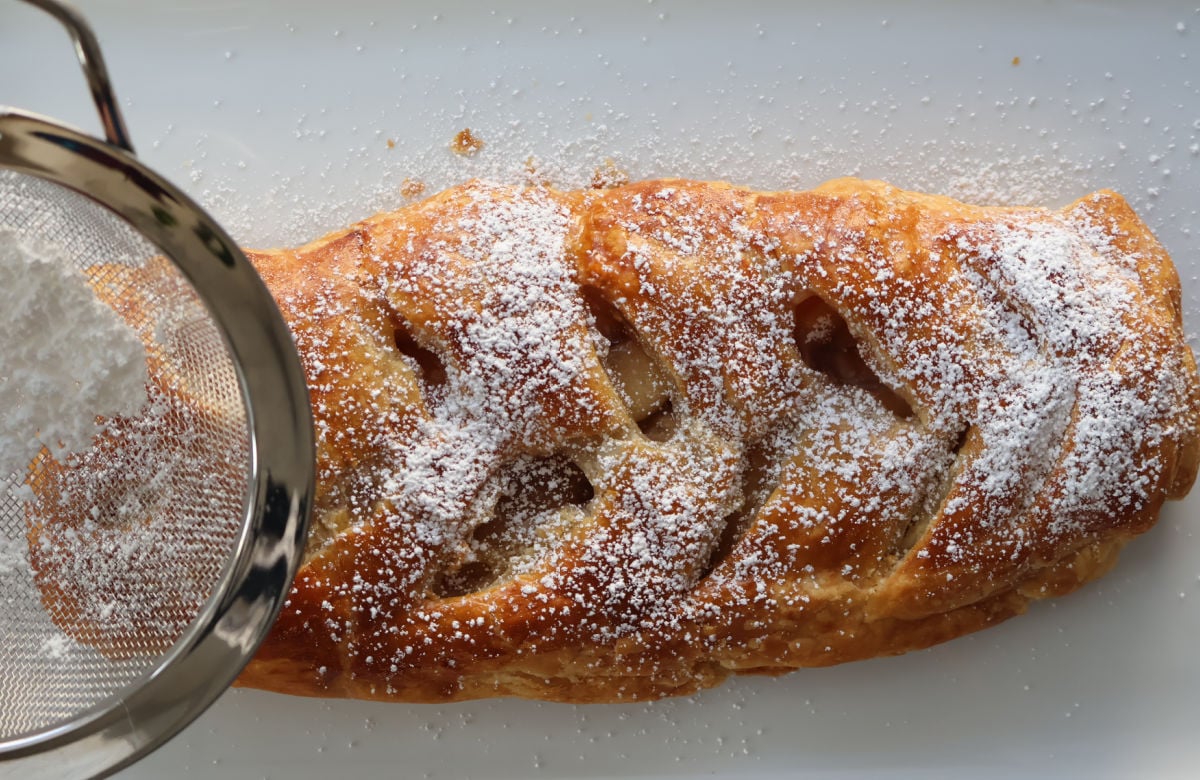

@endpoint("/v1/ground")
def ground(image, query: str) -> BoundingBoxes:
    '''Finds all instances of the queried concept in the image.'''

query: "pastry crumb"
[400,178,426,199]
[451,128,484,157]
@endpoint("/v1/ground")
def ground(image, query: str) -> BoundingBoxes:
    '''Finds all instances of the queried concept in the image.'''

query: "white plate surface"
[4,1,1200,777]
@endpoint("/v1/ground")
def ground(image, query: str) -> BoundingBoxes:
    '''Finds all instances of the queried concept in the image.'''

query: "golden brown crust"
[60,177,1200,703]
[230,178,1200,702]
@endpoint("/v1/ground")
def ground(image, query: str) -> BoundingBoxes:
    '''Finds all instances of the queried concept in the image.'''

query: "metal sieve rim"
[0,110,314,779]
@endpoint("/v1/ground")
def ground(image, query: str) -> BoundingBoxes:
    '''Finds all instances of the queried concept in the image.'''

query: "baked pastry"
[28,177,1200,702]
[229,177,1200,702]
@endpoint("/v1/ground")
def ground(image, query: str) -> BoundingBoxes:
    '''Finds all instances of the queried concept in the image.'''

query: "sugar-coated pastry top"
[43,177,1199,703]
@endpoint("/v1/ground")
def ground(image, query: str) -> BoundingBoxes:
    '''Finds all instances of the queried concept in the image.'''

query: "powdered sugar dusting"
[761,186,1200,615]
[253,177,1199,699]
[371,185,597,570]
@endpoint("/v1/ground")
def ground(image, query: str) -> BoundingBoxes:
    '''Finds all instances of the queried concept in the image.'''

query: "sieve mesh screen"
[0,170,251,741]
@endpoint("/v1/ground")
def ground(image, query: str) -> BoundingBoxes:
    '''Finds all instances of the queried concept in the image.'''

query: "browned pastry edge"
[239,534,1129,703]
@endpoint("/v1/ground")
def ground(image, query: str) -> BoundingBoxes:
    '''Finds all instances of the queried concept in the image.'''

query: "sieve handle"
[18,0,135,153]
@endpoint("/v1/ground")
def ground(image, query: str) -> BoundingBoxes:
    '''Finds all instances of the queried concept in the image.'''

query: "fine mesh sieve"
[0,1,313,777]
